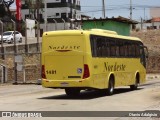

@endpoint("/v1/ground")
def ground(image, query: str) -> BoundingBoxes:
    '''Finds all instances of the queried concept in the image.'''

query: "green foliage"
[24,0,44,14]
[2,0,15,17]
[33,24,38,29]
[0,4,7,17]
[5,23,13,31]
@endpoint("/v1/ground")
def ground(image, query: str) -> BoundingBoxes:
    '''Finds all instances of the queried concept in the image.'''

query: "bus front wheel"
[65,88,80,96]
[107,78,115,95]
[130,75,139,90]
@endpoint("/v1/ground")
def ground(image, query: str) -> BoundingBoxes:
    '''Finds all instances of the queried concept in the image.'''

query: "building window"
[68,13,71,18]
[73,0,76,4]
[153,26,157,29]
[56,13,60,16]
[25,14,30,19]
[61,13,67,19]
[61,0,66,3]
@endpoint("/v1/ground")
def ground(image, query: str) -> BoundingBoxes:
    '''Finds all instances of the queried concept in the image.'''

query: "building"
[145,17,160,29]
[21,0,81,34]
[136,8,160,30]
[136,17,160,30]
[76,16,138,36]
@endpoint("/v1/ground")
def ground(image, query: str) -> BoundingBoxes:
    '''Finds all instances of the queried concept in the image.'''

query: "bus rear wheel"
[65,88,80,96]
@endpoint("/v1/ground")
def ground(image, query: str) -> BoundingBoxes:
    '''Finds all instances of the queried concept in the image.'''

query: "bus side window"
[128,44,132,57]
[90,35,97,57]
[101,37,108,57]
[90,35,143,58]
[106,39,110,57]
[102,45,107,57]
[124,42,128,57]
[110,39,116,57]
[134,44,137,57]
[115,40,122,57]
[119,41,125,57]
[128,43,135,57]
[97,37,103,57]
[135,44,140,57]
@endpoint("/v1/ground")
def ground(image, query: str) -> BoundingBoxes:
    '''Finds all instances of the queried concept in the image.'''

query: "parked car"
[0,31,23,44]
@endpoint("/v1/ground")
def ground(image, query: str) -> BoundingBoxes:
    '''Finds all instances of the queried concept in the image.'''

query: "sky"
[9,0,160,21]
[80,0,160,21]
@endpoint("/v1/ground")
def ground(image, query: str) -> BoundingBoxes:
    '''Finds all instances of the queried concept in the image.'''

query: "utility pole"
[0,20,4,59]
[130,0,132,20]
[144,8,146,21]
[44,0,47,31]
[11,19,18,85]
[36,0,40,51]
[102,0,106,18]
[141,17,143,30]
[0,20,5,83]
[70,1,73,29]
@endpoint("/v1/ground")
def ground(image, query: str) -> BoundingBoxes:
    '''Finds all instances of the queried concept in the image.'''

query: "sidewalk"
[146,73,160,80]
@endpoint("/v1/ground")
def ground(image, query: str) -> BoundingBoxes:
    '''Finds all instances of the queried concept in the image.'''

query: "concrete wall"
[136,22,160,30]
[0,43,41,54]
[0,43,41,83]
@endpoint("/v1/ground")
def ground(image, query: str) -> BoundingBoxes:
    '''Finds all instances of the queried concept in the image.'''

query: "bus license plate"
[60,82,69,87]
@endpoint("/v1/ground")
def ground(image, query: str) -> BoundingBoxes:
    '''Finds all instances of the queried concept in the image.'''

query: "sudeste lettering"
[104,62,126,72]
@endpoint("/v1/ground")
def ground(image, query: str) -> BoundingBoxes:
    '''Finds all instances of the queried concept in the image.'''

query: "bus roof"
[86,29,142,42]
[43,29,142,42]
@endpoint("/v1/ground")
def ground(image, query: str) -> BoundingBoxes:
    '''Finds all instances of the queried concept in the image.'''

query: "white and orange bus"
[41,29,148,96]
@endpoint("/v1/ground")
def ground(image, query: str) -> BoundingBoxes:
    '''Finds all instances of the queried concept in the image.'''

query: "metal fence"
[0,19,41,84]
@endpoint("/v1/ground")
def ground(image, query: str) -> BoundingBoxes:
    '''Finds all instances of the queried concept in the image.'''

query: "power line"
[79,8,146,14]
[81,4,160,9]
[102,0,105,18]
[80,5,160,14]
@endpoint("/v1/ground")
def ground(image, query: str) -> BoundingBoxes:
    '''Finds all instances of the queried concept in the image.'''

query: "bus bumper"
[42,79,92,88]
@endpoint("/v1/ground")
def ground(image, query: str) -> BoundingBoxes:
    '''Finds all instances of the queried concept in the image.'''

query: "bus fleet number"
[46,70,57,74]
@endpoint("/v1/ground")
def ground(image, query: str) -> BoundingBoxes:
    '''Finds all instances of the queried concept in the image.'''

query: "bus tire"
[107,77,115,95]
[130,75,139,90]
[65,88,80,96]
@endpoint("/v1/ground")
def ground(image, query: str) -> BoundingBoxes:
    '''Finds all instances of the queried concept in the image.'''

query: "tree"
[2,0,15,17]
[0,3,7,18]
[24,0,43,20]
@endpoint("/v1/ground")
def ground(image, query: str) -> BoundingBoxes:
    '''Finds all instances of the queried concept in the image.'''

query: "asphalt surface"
[0,74,160,120]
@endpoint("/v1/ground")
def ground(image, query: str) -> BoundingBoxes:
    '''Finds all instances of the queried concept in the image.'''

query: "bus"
[41,29,148,96]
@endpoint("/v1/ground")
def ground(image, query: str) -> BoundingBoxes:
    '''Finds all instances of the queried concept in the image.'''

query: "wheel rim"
[109,81,114,93]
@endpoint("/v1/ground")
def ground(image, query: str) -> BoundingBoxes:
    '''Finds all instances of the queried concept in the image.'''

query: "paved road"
[0,75,160,120]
